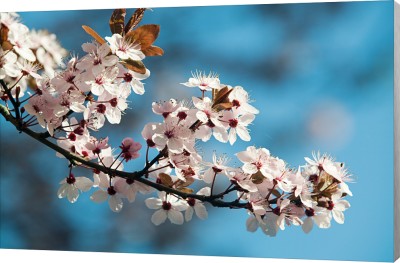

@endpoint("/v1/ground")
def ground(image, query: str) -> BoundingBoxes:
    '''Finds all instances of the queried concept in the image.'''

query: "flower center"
[109,98,118,107]
[93,57,101,65]
[107,186,116,196]
[305,208,315,217]
[66,174,76,184]
[146,139,155,147]
[162,201,172,210]
[187,198,196,207]
[96,104,106,114]
[309,174,319,184]
[212,167,222,173]
[327,201,335,210]
[177,111,187,120]
[232,99,241,108]
[73,126,84,136]
[272,207,281,215]
[123,73,133,82]
[33,105,40,113]
[126,178,134,185]
[68,132,76,141]
[229,119,238,128]
[183,167,195,177]
[95,77,104,85]
[254,161,263,169]
[92,147,101,155]
[66,74,75,83]
[164,130,174,139]
[206,119,215,128]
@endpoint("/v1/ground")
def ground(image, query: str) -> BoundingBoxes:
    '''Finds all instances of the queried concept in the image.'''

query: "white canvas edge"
[395,1,400,262]
[0,0,396,262]
[0,249,392,263]
[0,0,388,12]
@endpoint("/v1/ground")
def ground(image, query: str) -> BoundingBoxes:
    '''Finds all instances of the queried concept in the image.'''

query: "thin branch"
[0,79,21,129]
[0,103,249,210]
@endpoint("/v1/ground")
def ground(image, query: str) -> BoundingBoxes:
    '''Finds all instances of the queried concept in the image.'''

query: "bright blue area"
[0,2,394,262]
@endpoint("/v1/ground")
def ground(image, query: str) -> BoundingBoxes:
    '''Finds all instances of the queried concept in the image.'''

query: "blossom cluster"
[0,10,353,236]
[0,13,67,98]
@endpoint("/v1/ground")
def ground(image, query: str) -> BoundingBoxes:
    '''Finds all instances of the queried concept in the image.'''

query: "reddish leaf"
[126,24,160,51]
[125,8,146,34]
[142,45,164,56]
[0,26,9,46]
[109,9,126,35]
[176,177,195,188]
[82,25,106,45]
[158,173,173,187]
[212,86,233,111]
[179,187,194,194]
[251,171,265,185]
[120,59,147,74]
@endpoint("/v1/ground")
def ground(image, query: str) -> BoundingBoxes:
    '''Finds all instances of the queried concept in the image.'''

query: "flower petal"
[335,200,351,211]
[151,209,167,226]
[332,210,345,224]
[109,196,123,213]
[203,168,215,184]
[185,207,194,222]
[168,210,184,225]
[145,198,162,209]
[228,128,237,145]
[67,186,79,203]
[302,217,313,234]
[90,190,108,203]
[314,213,331,229]
[246,216,259,232]
[125,187,137,203]
[236,148,256,163]
[197,187,211,196]
[75,177,93,192]
[236,126,251,141]
[243,163,258,174]
[194,203,208,220]
[57,184,68,199]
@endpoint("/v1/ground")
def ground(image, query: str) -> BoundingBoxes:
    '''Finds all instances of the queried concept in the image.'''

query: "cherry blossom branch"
[0,103,249,209]
[0,10,353,234]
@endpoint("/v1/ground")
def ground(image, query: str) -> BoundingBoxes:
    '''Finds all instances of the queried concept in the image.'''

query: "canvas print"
[0,1,395,262]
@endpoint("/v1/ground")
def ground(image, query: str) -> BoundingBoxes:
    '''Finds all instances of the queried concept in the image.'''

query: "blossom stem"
[146,145,149,165]
[9,75,24,91]
[265,181,277,202]
[146,164,171,174]
[19,92,38,104]
[210,171,218,196]
[23,115,36,125]
[110,151,123,168]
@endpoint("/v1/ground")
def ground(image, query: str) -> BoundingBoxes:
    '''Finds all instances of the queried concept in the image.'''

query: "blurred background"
[0,2,394,262]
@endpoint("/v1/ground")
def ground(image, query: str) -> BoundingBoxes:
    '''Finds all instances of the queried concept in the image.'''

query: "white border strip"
[0,0,387,12]
[0,249,389,263]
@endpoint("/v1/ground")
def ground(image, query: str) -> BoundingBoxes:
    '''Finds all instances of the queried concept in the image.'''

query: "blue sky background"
[0,2,395,262]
